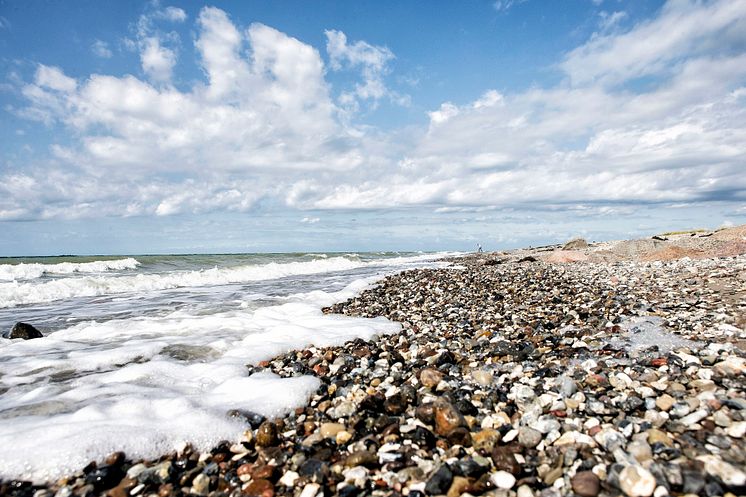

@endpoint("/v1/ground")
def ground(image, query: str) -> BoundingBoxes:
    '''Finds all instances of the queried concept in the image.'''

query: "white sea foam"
[0,258,140,281]
[0,281,401,482]
[0,253,451,308]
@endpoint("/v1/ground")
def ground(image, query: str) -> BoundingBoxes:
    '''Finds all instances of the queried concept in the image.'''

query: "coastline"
[2,230,746,497]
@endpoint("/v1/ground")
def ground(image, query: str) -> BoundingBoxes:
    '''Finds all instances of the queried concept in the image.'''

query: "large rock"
[4,322,43,340]
[562,238,588,250]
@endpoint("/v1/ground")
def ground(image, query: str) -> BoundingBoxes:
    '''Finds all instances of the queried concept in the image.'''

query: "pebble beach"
[2,228,745,497]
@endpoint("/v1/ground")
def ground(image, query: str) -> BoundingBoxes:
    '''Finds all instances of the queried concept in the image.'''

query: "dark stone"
[571,471,600,497]
[682,470,705,495]
[360,393,385,412]
[227,409,266,429]
[256,421,279,447]
[85,465,124,491]
[517,256,537,263]
[424,465,453,495]
[4,322,43,340]
[298,459,329,483]
[384,393,408,415]
[452,458,488,478]
[409,426,436,449]
[704,480,724,497]
[491,446,521,475]
[446,427,472,447]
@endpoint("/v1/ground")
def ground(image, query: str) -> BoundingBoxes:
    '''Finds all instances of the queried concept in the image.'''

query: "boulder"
[4,322,43,340]
[562,238,588,250]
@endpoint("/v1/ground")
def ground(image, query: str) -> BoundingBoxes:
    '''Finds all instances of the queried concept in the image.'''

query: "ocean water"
[0,252,453,482]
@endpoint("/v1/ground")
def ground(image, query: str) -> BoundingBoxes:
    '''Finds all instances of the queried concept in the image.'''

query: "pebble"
[490,471,516,489]
[571,471,601,497]
[5,248,746,497]
[619,465,656,497]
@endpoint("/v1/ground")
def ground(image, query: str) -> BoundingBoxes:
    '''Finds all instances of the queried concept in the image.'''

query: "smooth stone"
[345,451,378,468]
[698,455,746,486]
[471,369,493,386]
[243,479,274,497]
[256,421,279,447]
[278,471,299,487]
[4,322,43,340]
[518,426,542,448]
[713,357,746,376]
[619,465,656,497]
[727,421,746,438]
[319,422,345,439]
[425,465,454,495]
[571,471,601,497]
[490,470,517,489]
[299,483,321,497]
[655,394,675,411]
[646,429,673,448]
[433,398,467,436]
[627,440,653,463]
[191,474,210,496]
[420,368,444,388]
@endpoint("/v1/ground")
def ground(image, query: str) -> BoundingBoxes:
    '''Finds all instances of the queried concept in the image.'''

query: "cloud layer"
[3,0,746,223]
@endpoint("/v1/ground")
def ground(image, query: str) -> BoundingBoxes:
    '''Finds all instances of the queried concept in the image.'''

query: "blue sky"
[1,0,745,255]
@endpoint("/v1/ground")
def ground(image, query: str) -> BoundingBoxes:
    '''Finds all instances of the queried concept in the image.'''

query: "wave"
[0,256,365,308]
[0,252,458,309]
[0,258,140,282]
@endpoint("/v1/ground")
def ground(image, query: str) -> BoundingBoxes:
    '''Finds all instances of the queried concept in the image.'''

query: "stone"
[698,455,746,486]
[447,476,470,497]
[472,429,501,453]
[299,483,321,497]
[420,368,444,388]
[491,446,520,475]
[490,470,516,489]
[655,394,675,411]
[563,238,588,250]
[433,398,467,436]
[191,474,210,496]
[713,357,746,376]
[344,451,377,468]
[571,471,601,497]
[618,465,656,497]
[244,479,274,497]
[256,421,279,447]
[727,421,746,438]
[319,422,345,439]
[471,369,493,386]
[646,429,673,448]
[518,426,542,448]
[4,322,43,340]
[425,465,454,495]
[278,471,299,487]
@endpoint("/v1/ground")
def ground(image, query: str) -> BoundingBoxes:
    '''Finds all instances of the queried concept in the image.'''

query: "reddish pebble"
[243,478,274,497]
[588,425,602,436]
[237,463,253,476]
[651,358,667,366]
[550,410,567,417]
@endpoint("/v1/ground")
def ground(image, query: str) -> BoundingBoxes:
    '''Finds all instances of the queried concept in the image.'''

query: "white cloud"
[7,1,746,223]
[34,65,76,92]
[140,37,176,82]
[91,40,113,58]
[562,0,746,86]
[301,217,320,224]
[325,30,405,110]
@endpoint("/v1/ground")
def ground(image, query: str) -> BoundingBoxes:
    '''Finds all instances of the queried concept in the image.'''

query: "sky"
[1,0,745,255]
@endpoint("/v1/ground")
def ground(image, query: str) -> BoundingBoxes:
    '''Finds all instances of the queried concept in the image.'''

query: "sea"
[0,252,454,482]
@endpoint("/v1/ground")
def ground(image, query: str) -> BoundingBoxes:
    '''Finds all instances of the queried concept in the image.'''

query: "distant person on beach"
[477,244,483,253]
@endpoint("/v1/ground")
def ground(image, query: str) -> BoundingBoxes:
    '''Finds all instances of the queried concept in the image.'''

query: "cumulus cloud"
[5,1,746,223]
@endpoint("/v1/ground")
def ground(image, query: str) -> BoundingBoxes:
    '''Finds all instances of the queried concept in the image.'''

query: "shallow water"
[0,252,454,482]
